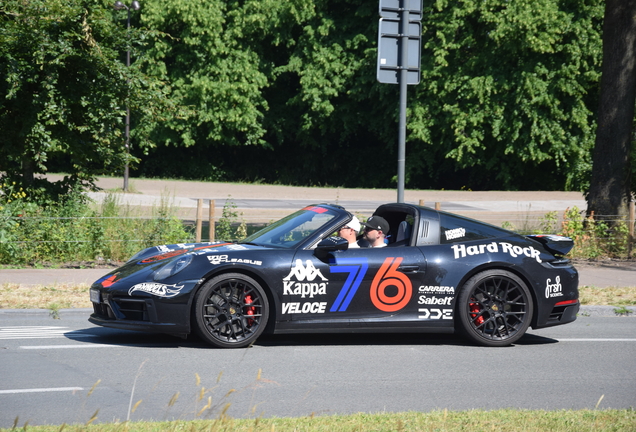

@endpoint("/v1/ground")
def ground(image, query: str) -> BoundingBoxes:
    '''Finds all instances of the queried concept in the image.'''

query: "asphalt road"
[0,311,634,427]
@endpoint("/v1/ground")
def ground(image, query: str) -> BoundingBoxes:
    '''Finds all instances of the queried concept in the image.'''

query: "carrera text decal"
[451,242,542,263]
[128,283,185,298]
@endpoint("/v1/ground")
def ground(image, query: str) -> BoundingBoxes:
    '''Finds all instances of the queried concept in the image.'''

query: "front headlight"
[153,254,193,281]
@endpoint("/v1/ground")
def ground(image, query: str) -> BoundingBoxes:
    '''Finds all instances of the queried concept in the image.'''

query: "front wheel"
[194,273,269,348]
[457,270,533,347]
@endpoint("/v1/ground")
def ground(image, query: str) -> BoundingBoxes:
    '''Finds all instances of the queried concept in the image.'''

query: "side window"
[439,214,504,244]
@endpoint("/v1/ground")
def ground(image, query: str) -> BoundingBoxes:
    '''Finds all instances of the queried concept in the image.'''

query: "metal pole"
[397,0,408,203]
[123,7,131,193]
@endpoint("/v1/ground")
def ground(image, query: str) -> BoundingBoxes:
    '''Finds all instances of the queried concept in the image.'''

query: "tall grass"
[0,192,193,265]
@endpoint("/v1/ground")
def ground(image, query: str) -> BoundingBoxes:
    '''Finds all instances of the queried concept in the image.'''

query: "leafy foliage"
[0,0,176,200]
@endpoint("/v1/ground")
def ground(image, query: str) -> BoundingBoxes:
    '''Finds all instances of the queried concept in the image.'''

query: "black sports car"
[89,203,579,348]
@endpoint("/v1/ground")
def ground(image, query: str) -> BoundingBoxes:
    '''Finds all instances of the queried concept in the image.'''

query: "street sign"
[379,0,422,21]
[376,18,421,85]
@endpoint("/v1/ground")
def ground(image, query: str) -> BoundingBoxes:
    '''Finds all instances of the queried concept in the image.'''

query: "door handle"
[398,265,419,273]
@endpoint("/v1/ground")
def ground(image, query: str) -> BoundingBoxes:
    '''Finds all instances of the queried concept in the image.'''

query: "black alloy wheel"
[457,270,533,347]
[194,273,269,348]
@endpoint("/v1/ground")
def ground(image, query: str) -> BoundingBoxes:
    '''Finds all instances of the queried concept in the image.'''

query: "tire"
[194,273,269,348]
[456,270,533,347]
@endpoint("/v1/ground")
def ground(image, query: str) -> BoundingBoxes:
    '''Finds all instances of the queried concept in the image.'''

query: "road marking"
[558,338,636,342]
[20,344,115,349]
[0,387,83,395]
[0,326,96,340]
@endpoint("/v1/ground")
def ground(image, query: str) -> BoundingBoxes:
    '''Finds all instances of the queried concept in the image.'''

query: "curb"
[0,306,633,318]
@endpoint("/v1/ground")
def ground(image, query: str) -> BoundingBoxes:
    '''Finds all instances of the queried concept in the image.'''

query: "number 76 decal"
[330,257,413,312]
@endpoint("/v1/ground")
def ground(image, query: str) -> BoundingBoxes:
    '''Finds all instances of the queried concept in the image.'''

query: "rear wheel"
[194,273,269,348]
[457,270,533,347]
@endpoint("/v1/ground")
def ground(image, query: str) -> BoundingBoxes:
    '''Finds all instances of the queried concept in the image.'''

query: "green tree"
[405,0,604,190]
[587,0,636,221]
[0,0,174,200]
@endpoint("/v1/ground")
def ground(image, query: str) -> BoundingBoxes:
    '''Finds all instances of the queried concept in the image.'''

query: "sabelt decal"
[418,308,453,320]
[282,302,327,314]
[418,296,453,306]
[128,282,184,298]
[207,254,262,265]
[545,276,563,298]
[451,241,542,263]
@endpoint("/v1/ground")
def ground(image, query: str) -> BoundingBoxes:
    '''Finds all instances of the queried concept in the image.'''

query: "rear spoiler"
[526,234,574,256]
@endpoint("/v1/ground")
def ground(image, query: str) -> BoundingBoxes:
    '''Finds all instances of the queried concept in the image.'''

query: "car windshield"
[239,206,338,248]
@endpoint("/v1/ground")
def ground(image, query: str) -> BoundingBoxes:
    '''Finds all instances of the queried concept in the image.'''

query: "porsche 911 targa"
[89,203,579,348]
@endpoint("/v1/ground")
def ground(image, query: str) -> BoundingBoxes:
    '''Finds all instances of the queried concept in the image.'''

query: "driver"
[338,216,362,248]
[362,215,389,248]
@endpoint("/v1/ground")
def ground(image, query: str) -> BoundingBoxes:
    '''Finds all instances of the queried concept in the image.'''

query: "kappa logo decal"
[284,259,328,282]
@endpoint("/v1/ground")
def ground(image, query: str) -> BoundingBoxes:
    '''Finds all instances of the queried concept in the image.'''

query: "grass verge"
[4,408,635,432]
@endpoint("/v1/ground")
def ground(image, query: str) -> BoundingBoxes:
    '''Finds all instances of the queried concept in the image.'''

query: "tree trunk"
[587,0,636,221]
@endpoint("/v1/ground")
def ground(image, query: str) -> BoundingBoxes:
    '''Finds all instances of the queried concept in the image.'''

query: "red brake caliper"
[469,302,485,325]
[244,295,255,326]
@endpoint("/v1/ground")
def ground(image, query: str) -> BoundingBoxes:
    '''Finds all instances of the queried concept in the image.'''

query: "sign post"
[377,0,422,203]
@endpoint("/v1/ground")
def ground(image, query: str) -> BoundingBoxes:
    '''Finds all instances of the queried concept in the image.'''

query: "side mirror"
[314,236,349,260]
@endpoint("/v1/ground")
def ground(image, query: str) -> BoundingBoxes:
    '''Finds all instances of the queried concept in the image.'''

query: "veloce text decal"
[330,257,412,313]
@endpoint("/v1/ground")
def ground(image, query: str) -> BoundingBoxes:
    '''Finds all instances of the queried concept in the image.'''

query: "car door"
[281,245,427,328]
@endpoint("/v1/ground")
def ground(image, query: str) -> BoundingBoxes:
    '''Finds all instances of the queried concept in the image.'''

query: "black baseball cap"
[363,216,389,233]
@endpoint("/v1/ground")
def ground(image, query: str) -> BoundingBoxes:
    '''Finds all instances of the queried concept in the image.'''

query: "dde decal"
[418,308,453,320]
[128,282,185,298]
[451,241,542,263]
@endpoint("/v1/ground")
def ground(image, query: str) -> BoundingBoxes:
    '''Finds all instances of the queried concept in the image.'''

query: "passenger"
[338,216,362,248]
[362,215,389,248]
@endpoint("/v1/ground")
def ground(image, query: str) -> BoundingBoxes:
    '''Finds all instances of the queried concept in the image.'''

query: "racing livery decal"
[207,255,262,265]
[283,259,328,298]
[451,241,542,263]
[545,276,563,298]
[418,308,453,320]
[128,283,185,298]
[370,257,413,312]
[282,302,328,314]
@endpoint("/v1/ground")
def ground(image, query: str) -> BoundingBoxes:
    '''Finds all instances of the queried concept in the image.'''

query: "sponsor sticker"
[545,276,563,298]
[418,308,453,320]
[282,302,328,314]
[451,241,542,263]
[128,282,185,298]
[418,296,453,306]
[444,227,466,241]
[207,254,262,265]
[418,285,455,294]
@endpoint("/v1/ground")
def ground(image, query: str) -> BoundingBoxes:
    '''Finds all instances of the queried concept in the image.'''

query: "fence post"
[629,200,635,258]
[419,199,425,207]
[209,199,215,242]
[435,202,441,210]
[196,199,203,242]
